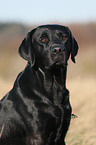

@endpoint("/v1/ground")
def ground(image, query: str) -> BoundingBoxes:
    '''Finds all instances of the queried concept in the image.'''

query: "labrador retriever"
[0,24,78,145]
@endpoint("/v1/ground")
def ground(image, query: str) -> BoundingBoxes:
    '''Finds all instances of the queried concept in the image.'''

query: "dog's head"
[19,25,79,70]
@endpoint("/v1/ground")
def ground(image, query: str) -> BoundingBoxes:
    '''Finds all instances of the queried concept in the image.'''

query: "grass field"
[66,77,96,145]
[0,47,96,145]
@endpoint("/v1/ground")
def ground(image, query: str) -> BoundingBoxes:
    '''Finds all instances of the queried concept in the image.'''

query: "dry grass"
[0,78,13,97]
[66,77,96,145]
[65,47,96,144]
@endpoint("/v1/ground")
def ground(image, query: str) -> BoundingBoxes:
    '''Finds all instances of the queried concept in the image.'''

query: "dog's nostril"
[59,48,62,52]
[53,49,57,53]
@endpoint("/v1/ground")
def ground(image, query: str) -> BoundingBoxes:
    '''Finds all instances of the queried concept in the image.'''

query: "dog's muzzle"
[45,46,67,69]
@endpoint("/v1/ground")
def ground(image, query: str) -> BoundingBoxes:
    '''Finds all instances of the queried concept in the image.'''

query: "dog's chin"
[45,61,67,70]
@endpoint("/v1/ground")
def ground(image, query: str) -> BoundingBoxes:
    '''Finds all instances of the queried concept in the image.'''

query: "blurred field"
[66,76,96,145]
[67,47,96,145]
[0,23,96,145]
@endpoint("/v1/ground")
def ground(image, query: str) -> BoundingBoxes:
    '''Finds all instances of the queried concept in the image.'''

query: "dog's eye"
[41,38,46,42]
[40,37,49,43]
[60,35,67,41]
[58,32,67,41]
[62,36,66,40]
[39,32,49,44]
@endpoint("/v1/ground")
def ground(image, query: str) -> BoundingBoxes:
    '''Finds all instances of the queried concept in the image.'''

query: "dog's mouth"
[45,60,67,70]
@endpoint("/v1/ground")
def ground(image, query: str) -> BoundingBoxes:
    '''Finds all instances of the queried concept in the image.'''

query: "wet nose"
[51,46,65,53]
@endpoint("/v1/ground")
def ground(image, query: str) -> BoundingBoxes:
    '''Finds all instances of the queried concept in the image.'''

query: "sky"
[0,0,96,25]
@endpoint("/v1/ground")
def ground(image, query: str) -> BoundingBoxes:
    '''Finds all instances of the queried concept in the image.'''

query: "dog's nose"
[52,46,65,53]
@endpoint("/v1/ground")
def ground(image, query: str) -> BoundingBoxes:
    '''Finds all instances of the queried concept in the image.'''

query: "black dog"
[0,25,78,145]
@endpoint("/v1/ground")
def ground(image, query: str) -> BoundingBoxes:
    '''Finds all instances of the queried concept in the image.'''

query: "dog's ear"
[66,27,79,63]
[71,35,79,63]
[19,29,36,67]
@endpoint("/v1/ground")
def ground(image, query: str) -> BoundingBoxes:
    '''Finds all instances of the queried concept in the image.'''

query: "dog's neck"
[37,66,67,104]
[38,66,67,90]
[22,64,68,104]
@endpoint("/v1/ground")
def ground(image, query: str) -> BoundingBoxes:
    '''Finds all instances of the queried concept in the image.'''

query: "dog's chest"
[52,79,63,105]
[42,104,66,144]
